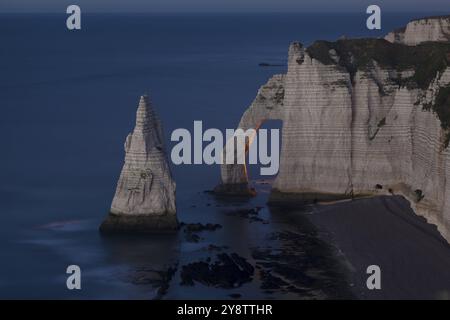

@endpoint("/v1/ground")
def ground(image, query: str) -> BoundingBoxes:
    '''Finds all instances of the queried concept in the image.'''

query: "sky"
[0,0,448,13]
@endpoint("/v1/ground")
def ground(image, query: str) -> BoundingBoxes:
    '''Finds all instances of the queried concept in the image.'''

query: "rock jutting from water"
[215,15,450,242]
[100,95,178,233]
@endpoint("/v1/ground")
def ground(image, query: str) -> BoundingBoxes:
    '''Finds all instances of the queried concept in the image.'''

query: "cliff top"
[306,38,450,89]
[410,14,450,23]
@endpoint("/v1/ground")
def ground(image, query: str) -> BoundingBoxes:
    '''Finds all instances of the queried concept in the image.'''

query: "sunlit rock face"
[214,74,285,196]
[217,21,450,242]
[100,95,177,233]
[385,16,450,45]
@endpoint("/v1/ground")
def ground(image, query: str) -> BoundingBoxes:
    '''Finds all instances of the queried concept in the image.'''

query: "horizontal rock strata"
[100,95,177,234]
[385,15,450,45]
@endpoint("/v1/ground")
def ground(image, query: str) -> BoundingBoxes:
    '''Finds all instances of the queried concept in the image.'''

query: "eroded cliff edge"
[385,15,450,45]
[216,16,450,242]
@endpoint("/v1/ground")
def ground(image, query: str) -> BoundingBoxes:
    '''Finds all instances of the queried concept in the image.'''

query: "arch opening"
[214,118,283,196]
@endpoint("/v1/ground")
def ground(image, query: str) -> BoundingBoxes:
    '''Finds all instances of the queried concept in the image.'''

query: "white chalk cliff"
[385,15,450,45]
[100,95,177,233]
[217,17,450,242]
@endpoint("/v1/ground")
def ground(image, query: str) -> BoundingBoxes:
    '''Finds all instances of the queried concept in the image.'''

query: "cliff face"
[218,29,450,241]
[385,16,450,45]
[100,95,177,233]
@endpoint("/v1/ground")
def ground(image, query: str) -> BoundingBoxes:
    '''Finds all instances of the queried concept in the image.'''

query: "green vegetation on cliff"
[306,38,450,89]
[307,38,450,148]
[430,85,450,148]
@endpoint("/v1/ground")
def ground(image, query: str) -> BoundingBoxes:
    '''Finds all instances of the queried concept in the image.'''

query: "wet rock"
[180,222,222,243]
[180,253,254,288]
[156,266,177,298]
[206,244,229,252]
[225,207,267,223]
[230,253,255,275]
[213,183,257,198]
[185,233,201,243]
[181,223,222,233]
[252,230,354,299]
[120,264,177,299]
[260,270,288,290]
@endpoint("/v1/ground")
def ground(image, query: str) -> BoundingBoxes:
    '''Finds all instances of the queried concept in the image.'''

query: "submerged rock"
[213,183,256,197]
[119,264,177,299]
[100,95,177,234]
[224,207,267,223]
[180,222,222,243]
[260,270,289,290]
[181,222,222,232]
[205,244,229,252]
[180,253,254,288]
[252,229,354,299]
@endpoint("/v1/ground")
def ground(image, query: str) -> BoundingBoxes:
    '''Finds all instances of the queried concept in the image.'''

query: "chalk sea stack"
[100,95,178,234]
[215,15,450,242]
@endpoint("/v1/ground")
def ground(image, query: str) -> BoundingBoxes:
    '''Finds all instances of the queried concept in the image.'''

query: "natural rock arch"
[214,74,285,196]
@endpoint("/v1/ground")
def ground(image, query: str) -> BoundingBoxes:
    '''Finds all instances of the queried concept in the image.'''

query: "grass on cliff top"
[306,38,450,89]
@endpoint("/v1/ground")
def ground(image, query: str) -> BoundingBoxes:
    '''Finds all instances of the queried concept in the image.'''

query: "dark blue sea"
[0,13,438,299]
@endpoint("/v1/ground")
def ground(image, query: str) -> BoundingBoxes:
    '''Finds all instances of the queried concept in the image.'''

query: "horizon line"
[0,10,447,14]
